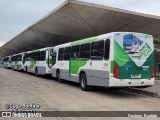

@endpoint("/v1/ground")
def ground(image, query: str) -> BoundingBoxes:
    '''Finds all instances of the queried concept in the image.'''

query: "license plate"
[131,74,141,78]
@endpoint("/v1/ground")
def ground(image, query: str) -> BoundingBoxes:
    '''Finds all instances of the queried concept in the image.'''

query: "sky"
[0,0,160,47]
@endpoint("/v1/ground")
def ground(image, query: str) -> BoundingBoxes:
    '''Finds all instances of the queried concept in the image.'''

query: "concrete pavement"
[141,80,160,93]
[0,66,160,119]
[128,80,160,98]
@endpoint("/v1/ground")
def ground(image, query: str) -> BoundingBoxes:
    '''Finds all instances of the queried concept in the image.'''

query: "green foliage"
[154,36,160,60]
[154,36,160,49]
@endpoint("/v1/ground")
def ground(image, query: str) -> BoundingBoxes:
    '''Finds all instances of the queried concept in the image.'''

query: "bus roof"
[53,32,153,48]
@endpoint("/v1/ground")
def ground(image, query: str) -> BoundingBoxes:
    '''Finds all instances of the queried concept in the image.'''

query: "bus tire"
[35,68,39,77]
[56,70,64,83]
[80,73,88,91]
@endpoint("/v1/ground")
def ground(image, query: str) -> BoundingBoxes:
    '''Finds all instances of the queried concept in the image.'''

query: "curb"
[122,88,160,98]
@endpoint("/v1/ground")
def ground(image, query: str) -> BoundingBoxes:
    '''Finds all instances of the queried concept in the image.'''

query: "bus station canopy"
[1,0,160,56]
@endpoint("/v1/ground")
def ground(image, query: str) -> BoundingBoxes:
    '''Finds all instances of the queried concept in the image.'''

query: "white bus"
[3,56,11,68]
[50,32,155,91]
[24,47,53,76]
[11,53,25,71]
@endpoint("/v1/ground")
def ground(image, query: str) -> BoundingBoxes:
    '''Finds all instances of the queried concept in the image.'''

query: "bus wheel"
[35,68,39,77]
[80,73,88,91]
[57,70,64,83]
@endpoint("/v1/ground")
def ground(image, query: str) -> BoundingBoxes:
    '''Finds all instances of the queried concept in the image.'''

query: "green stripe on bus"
[31,50,40,53]
[30,61,37,69]
[69,59,87,75]
[114,40,130,67]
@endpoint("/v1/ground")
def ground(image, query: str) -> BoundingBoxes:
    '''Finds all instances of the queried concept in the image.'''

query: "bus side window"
[91,40,104,60]
[52,51,57,65]
[32,53,36,61]
[20,55,22,61]
[58,48,64,61]
[71,45,80,59]
[80,43,90,59]
[6,57,8,62]
[105,40,110,60]
[11,56,14,61]
[30,53,33,61]
[26,53,30,61]
[64,47,71,60]
[16,55,18,61]
[36,52,40,61]
[15,55,18,61]
[40,51,46,61]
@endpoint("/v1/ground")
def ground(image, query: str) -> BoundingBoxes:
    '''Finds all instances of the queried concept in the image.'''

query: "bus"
[11,53,25,71]
[50,32,155,91]
[3,56,11,68]
[24,47,53,76]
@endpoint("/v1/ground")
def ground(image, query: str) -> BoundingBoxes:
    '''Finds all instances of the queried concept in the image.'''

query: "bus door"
[50,49,57,66]
[22,53,27,64]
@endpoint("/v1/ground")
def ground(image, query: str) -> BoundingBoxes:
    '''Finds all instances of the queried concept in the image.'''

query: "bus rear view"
[110,32,155,87]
